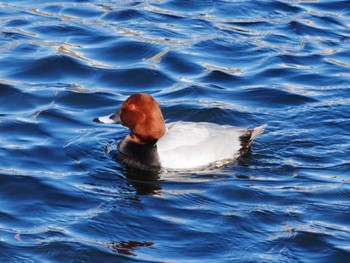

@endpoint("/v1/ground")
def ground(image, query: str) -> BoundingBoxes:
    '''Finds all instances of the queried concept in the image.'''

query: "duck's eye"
[127,103,136,111]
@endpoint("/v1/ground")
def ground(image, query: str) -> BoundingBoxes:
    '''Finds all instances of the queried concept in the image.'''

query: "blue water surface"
[1,0,350,262]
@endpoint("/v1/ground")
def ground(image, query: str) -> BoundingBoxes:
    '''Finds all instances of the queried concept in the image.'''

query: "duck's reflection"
[123,166,162,196]
[106,240,154,256]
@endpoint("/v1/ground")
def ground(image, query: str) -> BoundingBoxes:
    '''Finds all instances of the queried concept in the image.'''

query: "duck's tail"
[239,124,267,155]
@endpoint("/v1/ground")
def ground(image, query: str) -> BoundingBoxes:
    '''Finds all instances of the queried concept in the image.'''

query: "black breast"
[116,137,161,172]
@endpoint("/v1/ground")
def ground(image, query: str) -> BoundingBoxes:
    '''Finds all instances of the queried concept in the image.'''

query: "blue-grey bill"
[93,112,121,124]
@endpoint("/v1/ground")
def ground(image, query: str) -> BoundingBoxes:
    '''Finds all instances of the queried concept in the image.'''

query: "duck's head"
[95,93,166,144]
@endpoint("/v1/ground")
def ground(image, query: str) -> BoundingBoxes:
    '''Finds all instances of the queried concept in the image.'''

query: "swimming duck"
[95,93,266,171]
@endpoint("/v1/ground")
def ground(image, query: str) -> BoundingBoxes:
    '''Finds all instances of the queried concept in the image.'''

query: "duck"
[95,93,266,171]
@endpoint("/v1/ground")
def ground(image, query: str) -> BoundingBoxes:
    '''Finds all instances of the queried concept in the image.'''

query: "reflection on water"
[107,240,154,256]
[1,0,350,262]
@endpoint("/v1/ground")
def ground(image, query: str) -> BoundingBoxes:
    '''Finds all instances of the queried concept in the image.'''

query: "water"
[1,0,349,262]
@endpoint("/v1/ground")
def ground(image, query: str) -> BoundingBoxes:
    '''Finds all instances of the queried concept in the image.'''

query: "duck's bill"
[93,112,121,124]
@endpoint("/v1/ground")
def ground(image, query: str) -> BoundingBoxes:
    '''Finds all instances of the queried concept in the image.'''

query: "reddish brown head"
[118,93,166,144]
